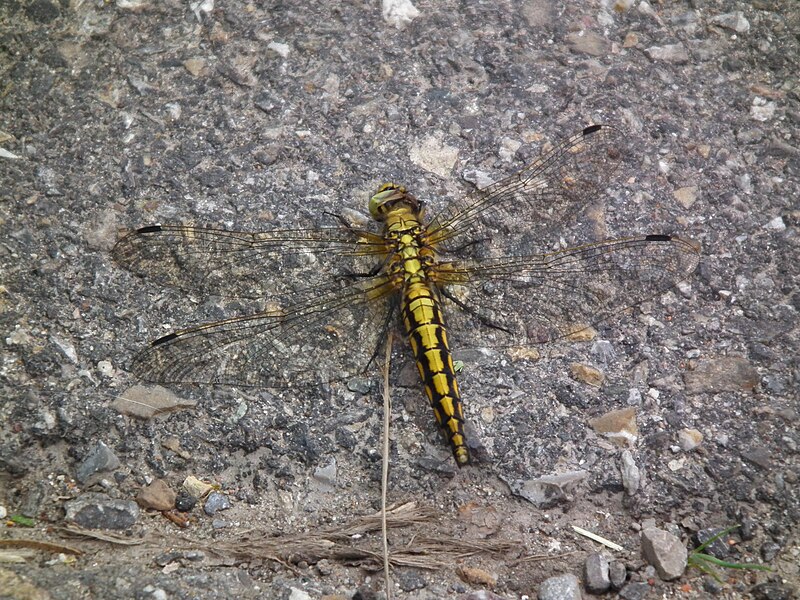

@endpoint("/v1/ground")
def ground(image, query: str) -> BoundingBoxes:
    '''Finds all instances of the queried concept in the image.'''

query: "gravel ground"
[1,0,798,599]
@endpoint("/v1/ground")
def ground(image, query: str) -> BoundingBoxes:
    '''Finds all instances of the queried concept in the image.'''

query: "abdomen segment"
[402,281,469,466]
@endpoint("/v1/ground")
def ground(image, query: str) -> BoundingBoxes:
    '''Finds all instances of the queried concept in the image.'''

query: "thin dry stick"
[381,331,393,600]
[0,538,83,555]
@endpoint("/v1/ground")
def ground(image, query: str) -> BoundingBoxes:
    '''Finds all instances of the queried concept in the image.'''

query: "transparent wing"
[112,225,388,299]
[128,274,397,387]
[428,124,626,256]
[433,235,700,349]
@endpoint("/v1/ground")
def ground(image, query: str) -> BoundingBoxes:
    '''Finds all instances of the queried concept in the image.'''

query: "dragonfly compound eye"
[369,183,407,220]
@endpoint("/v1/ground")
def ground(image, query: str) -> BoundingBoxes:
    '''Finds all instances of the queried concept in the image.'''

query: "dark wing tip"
[583,124,604,135]
[152,332,179,346]
[136,225,163,234]
[644,234,672,242]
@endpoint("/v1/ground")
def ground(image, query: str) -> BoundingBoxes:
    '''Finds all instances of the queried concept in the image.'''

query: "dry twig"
[381,331,394,598]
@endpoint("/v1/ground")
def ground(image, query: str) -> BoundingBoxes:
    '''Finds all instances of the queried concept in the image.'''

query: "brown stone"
[136,479,176,511]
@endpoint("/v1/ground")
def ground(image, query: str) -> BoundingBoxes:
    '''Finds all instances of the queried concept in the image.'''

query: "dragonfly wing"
[112,225,387,299]
[434,235,700,348]
[128,274,396,387]
[427,124,626,256]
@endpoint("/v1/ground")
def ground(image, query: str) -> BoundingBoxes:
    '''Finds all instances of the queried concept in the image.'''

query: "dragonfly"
[112,124,700,467]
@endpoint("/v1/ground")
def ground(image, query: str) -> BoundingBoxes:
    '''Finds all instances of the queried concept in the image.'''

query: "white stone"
[409,133,459,178]
[764,216,786,231]
[751,97,776,121]
[711,11,750,34]
[289,588,312,600]
[382,0,420,30]
[268,41,290,58]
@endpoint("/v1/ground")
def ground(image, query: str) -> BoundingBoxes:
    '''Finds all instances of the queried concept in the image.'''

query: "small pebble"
[203,492,231,516]
[619,581,651,600]
[641,527,687,580]
[620,450,641,495]
[763,216,786,231]
[175,490,197,512]
[313,459,337,487]
[569,362,605,387]
[584,552,611,594]
[760,541,781,562]
[703,576,724,594]
[75,441,121,484]
[136,479,177,511]
[396,568,426,592]
[64,493,139,530]
[589,407,638,446]
[678,428,704,451]
[538,573,581,600]
[609,560,627,589]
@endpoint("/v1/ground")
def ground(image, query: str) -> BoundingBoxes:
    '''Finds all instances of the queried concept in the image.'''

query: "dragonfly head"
[369,183,422,221]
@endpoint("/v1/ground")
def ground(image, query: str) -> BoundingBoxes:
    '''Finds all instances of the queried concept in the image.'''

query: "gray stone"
[64,492,139,530]
[26,0,61,22]
[20,480,47,518]
[683,357,759,394]
[710,11,750,34]
[737,127,765,144]
[514,470,587,508]
[641,527,687,580]
[346,377,371,394]
[702,576,724,594]
[619,581,650,600]
[609,560,627,589]
[584,552,610,594]
[463,592,506,600]
[313,459,337,487]
[670,10,699,32]
[736,173,753,193]
[645,43,689,64]
[750,581,796,600]
[155,551,184,567]
[538,573,581,600]
[591,340,615,364]
[760,541,781,562]
[76,441,121,484]
[742,446,772,470]
[620,450,641,495]
[566,31,610,57]
[203,491,232,516]
[696,528,730,559]
[396,568,426,592]
[740,516,757,541]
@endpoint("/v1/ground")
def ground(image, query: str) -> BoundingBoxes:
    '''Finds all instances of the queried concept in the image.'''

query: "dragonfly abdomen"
[401,280,469,466]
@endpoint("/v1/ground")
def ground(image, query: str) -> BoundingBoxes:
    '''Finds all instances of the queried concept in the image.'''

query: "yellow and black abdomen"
[373,191,469,466]
[401,280,469,466]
